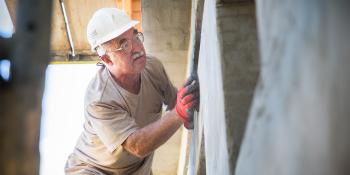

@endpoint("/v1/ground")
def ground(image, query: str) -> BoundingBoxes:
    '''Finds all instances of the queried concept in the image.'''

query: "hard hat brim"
[92,20,139,51]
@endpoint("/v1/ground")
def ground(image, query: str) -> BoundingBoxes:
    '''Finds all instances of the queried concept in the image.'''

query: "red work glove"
[175,75,200,129]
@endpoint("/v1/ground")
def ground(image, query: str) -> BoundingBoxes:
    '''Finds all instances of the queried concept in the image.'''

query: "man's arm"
[122,77,199,158]
[121,109,182,158]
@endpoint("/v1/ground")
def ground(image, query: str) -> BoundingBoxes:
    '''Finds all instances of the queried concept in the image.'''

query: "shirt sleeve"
[86,102,139,153]
[159,64,178,110]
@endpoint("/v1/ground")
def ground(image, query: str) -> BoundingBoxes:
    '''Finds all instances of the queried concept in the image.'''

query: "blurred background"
[1,0,350,175]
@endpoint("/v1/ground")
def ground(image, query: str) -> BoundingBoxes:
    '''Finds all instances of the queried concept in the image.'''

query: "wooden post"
[0,0,53,174]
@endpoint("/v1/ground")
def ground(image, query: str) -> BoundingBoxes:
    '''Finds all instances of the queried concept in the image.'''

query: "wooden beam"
[0,0,53,174]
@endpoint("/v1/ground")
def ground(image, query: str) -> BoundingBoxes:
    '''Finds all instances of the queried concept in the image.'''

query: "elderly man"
[65,8,199,175]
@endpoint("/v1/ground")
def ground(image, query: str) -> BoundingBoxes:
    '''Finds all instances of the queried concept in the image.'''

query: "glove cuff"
[184,121,194,129]
[176,106,194,129]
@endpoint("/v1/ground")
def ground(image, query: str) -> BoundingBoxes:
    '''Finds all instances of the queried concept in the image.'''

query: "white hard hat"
[87,8,139,52]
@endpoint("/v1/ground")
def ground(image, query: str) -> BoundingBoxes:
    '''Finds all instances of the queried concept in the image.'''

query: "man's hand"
[175,75,200,129]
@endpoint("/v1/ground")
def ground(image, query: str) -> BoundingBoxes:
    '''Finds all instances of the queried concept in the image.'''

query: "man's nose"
[130,38,142,52]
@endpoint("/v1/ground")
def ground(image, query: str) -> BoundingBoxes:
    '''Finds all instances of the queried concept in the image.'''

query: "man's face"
[103,28,147,75]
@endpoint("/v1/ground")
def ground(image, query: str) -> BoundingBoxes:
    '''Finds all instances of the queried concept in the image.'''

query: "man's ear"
[100,54,113,66]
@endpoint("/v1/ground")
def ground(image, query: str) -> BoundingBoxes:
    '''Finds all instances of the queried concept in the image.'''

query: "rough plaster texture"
[217,3,259,173]
[198,0,259,174]
[142,0,191,52]
[198,0,229,173]
[142,0,191,86]
[236,0,350,175]
[142,0,191,174]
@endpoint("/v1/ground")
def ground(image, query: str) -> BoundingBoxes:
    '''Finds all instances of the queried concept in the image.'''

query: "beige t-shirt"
[71,56,177,175]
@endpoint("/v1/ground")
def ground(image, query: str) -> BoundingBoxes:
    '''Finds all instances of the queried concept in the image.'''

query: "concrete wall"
[142,0,191,86]
[236,0,350,175]
[197,0,259,174]
[142,0,191,174]
[218,2,259,173]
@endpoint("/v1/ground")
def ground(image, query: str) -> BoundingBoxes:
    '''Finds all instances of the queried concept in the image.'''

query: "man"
[65,8,199,175]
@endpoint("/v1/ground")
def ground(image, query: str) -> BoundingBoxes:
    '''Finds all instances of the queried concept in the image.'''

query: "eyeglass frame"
[106,29,144,54]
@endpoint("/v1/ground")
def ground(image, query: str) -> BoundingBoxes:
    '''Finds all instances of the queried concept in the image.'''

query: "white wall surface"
[40,64,98,175]
[198,0,230,174]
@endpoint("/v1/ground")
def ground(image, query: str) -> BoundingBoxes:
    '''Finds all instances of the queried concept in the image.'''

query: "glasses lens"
[121,40,129,50]
[113,32,143,52]
[116,39,129,51]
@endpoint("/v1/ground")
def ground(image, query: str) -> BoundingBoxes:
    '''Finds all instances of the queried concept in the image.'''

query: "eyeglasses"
[109,30,144,53]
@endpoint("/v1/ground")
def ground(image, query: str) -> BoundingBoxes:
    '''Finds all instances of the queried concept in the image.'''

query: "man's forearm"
[122,109,183,158]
